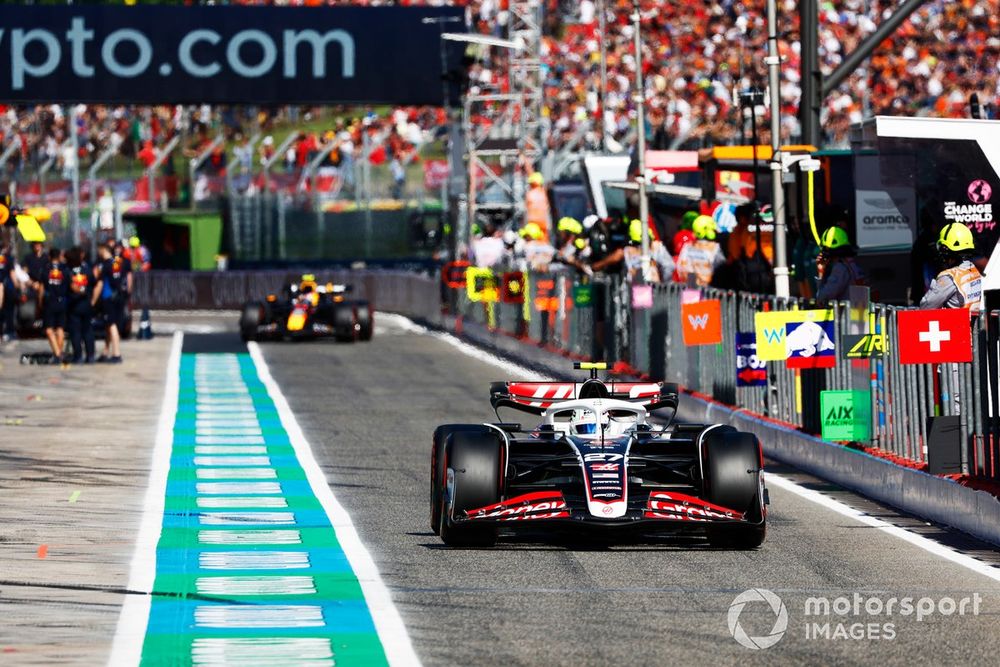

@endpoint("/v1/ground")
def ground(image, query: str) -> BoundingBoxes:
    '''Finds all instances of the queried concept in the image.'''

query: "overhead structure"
[454,1,544,251]
[799,0,932,147]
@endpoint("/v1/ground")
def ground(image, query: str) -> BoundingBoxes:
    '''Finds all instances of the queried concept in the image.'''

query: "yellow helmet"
[528,172,544,187]
[820,226,849,249]
[557,217,583,235]
[629,218,643,243]
[129,236,141,248]
[938,223,976,252]
[299,273,318,292]
[519,222,544,240]
[692,214,717,241]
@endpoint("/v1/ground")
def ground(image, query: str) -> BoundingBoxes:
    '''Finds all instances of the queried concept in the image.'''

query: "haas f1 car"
[431,363,767,548]
[240,275,373,342]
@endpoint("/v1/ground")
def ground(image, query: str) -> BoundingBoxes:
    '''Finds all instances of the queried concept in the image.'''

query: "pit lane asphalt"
[250,315,1000,667]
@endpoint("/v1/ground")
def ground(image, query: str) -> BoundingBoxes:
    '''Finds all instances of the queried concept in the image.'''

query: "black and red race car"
[430,362,767,548]
[240,275,373,342]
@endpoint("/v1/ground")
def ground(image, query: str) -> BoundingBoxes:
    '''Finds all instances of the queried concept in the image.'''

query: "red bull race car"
[240,274,373,342]
[430,363,767,548]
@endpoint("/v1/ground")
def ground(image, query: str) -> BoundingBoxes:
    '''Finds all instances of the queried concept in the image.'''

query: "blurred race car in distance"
[431,362,767,548]
[240,274,373,342]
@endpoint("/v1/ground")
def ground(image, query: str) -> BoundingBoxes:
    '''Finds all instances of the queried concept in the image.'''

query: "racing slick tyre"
[439,431,503,547]
[332,304,356,342]
[431,424,491,533]
[703,430,766,549]
[240,302,264,342]
[355,303,373,341]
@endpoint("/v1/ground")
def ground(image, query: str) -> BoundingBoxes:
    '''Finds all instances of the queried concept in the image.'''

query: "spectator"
[675,215,725,286]
[815,226,868,305]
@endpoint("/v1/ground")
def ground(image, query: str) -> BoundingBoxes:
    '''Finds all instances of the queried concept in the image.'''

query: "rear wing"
[490,380,679,415]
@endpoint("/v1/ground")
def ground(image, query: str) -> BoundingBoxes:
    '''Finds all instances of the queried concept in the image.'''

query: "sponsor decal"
[942,179,996,232]
[785,319,836,369]
[842,333,886,359]
[0,5,461,105]
[643,491,743,522]
[467,492,569,521]
[736,331,767,387]
[681,299,723,346]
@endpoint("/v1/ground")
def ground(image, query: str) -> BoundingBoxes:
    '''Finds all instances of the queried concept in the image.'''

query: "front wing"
[457,490,754,528]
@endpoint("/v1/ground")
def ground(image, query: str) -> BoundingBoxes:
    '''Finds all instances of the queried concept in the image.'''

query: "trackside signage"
[0,5,463,104]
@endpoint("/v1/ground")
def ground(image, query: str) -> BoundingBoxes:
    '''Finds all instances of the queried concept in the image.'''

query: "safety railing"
[443,265,1000,483]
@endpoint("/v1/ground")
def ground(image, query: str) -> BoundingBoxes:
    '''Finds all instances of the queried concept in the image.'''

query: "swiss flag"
[897,308,972,365]
[681,299,722,346]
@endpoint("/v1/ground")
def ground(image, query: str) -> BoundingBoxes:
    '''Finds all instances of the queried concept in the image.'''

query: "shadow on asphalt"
[182,333,247,355]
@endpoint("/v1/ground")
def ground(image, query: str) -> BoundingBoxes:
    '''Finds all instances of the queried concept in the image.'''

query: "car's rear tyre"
[431,424,490,533]
[703,429,766,549]
[355,303,373,341]
[332,304,355,342]
[439,431,502,547]
[240,302,264,342]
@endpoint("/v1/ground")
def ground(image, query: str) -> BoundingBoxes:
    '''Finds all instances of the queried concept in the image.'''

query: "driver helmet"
[299,273,318,293]
[572,408,607,436]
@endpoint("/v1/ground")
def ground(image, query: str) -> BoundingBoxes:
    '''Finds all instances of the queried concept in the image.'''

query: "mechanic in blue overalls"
[65,247,96,364]
[95,241,128,363]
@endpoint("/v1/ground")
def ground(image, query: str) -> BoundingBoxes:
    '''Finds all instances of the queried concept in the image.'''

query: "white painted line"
[199,511,296,526]
[198,551,309,570]
[195,575,316,596]
[107,331,184,667]
[195,446,269,455]
[198,529,302,545]
[196,468,277,480]
[196,436,267,446]
[196,482,282,495]
[195,406,258,414]
[248,342,421,667]
[194,456,271,467]
[191,637,333,666]
[391,312,1000,584]
[194,428,264,437]
[194,605,324,628]
[197,497,288,509]
[765,474,1000,583]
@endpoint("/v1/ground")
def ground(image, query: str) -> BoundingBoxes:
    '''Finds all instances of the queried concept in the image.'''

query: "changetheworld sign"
[0,5,463,104]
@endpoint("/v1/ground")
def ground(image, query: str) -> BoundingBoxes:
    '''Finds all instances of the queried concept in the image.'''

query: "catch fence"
[444,268,1000,482]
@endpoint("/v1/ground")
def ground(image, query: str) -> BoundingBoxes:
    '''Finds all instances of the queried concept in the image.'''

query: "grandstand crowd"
[0,0,996,189]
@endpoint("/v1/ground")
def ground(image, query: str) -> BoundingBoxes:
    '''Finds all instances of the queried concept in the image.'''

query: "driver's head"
[572,408,607,435]
[299,273,317,293]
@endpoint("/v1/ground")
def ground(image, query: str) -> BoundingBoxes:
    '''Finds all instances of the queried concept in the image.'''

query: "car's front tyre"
[702,430,766,549]
[439,430,503,547]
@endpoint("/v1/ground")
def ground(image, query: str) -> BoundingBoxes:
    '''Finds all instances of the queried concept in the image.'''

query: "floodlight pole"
[598,0,609,154]
[766,0,790,298]
[631,0,649,273]
[69,104,81,248]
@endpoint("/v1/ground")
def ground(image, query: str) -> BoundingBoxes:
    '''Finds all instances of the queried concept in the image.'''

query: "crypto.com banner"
[0,5,463,104]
